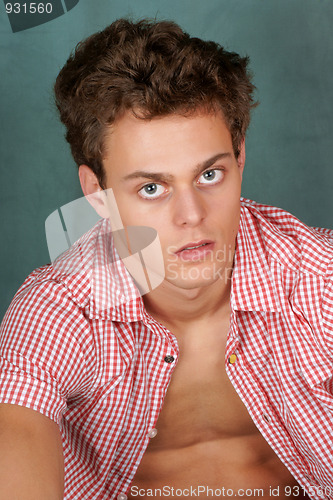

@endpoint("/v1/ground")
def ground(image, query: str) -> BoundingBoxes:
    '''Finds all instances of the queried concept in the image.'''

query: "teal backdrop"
[1,0,333,320]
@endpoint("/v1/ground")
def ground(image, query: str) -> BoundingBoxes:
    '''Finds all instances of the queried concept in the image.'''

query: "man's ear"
[237,139,246,180]
[78,165,109,218]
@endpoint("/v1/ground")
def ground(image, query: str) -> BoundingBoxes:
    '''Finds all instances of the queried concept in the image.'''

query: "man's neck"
[143,274,232,333]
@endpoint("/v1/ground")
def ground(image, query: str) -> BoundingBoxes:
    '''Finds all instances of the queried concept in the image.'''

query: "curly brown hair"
[54,18,257,188]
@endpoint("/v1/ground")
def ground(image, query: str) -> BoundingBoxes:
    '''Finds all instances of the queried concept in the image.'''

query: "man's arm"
[0,403,64,500]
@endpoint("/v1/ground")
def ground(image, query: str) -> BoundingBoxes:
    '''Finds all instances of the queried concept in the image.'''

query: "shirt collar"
[88,207,284,320]
[88,205,284,319]
[231,205,281,313]
[90,219,148,321]
[59,201,299,318]
[55,218,146,322]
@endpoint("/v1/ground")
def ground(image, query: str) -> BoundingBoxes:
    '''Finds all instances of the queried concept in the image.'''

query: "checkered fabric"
[0,198,332,500]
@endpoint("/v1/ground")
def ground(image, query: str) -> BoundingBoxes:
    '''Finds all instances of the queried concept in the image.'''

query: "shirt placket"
[116,320,179,500]
[225,312,328,500]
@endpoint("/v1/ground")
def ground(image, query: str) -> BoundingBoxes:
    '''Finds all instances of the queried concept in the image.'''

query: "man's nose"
[172,188,207,227]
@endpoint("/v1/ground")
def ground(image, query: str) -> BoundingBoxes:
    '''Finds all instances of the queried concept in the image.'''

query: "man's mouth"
[174,240,214,261]
[176,240,213,252]
[183,243,208,250]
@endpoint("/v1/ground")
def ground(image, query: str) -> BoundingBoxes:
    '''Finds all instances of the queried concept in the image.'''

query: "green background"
[1,0,333,320]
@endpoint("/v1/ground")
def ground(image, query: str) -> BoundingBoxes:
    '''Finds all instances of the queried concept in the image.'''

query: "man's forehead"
[104,106,228,137]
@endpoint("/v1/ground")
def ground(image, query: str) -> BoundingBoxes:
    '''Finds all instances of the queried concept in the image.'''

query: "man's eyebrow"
[121,153,232,183]
[199,152,232,173]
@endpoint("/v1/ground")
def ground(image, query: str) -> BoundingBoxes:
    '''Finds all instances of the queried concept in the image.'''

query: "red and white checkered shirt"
[1,198,333,500]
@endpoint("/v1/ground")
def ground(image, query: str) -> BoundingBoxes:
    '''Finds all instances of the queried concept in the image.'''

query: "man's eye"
[197,169,224,185]
[138,183,166,199]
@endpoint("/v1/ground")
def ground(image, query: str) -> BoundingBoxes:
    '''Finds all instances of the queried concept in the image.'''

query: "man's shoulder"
[7,219,108,319]
[1,264,89,345]
[5,217,142,325]
[10,261,91,314]
[240,198,333,277]
[240,198,333,239]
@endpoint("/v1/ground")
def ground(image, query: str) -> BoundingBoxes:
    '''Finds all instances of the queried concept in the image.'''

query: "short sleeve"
[0,272,93,424]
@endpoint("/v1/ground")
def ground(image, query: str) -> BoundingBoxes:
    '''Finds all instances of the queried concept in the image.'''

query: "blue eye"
[197,169,224,185]
[138,183,166,199]
[204,170,216,180]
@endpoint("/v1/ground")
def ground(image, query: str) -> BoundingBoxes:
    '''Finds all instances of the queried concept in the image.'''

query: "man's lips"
[174,240,215,261]
[175,240,214,253]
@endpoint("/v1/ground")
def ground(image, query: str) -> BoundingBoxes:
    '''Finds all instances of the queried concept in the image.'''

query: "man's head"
[54,18,256,189]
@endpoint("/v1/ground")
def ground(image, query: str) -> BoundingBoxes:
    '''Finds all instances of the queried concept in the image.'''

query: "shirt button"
[117,494,127,500]
[148,428,158,438]
[164,355,175,363]
[262,413,271,423]
[228,354,237,364]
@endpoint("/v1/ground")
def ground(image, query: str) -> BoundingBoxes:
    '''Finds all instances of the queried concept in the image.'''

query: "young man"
[0,19,332,500]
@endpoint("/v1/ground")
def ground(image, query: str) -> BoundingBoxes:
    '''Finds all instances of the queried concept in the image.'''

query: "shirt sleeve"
[0,272,93,424]
[322,258,333,353]
[314,257,333,406]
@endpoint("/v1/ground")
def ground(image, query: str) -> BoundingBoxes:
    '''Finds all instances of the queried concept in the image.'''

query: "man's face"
[102,110,244,291]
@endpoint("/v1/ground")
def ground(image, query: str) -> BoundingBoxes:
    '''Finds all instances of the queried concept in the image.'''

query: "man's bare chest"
[130,325,303,498]
[147,341,259,447]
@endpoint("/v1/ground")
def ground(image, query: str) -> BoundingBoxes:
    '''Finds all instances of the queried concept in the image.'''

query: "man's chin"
[164,261,232,290]
[164,272,228,292]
